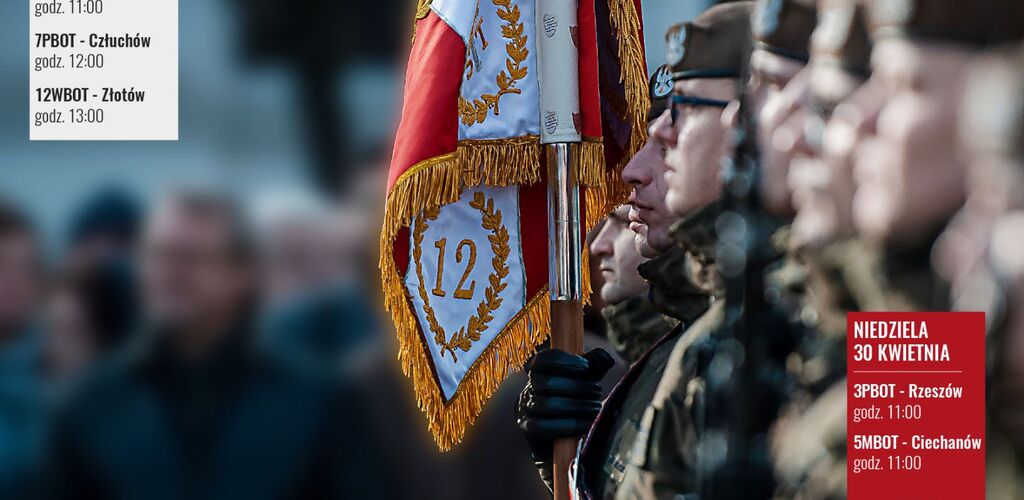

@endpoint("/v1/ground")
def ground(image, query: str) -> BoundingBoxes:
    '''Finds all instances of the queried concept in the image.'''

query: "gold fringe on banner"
[605,0,651,212]
[381,136,608,249]
[578,137,607,188]
[388,282,552,451]
[380,135,609,450]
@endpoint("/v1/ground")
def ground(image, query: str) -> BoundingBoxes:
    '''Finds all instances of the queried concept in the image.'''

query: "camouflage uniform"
[767,1,870,497]
[568,58,714,500]
[574,242,711,500]
[957,42,1024,500]
[577,195,730,500]
[576,3,763,497]
[603,295,678,365]
[772,239,867,499]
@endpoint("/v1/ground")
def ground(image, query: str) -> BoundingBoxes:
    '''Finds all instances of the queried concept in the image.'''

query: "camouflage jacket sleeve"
[614,302,724,500]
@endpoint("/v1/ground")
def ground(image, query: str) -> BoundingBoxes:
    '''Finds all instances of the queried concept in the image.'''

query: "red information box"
[847,312,985,499]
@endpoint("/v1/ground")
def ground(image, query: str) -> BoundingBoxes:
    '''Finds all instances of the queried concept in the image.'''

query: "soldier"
[936,44,1024,319]
[591,205,678,365]
[515,63,701,499]
[749,0,818,217]
[848,0,1024,311]
[606,3,756,498]
[746,0,819,322]
[765,0,875,497]
[644,0,757,320]
[940,43,1024,499]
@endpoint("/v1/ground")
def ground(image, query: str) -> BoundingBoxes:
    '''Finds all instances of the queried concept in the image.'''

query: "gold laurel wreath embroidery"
[412,191,511,362]
[411,0,433,43]
[458,0,529,126]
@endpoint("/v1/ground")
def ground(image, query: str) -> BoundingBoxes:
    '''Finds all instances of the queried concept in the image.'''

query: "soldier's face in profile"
[789,62,867,249]
[621,139,676,258]
[852,39,970,246]
[590,205,649,305]
[650,78,735,219]
[749,49,808,217]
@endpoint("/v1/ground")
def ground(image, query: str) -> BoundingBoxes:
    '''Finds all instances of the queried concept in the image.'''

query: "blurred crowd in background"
[0,0,708,498]
[5,0,1024,497]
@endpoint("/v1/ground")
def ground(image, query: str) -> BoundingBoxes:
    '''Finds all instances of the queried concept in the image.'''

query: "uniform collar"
[602,295,678,364]
[637,245,712,323]
[875,227,951,311]
[668,200,723,262]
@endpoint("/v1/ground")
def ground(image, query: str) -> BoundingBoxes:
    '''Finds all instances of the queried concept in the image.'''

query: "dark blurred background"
[0,0,710,498]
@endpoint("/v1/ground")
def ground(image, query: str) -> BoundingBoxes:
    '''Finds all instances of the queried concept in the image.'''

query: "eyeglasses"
[670,94,731,126]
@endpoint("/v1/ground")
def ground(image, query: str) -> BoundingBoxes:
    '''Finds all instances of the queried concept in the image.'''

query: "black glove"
[516,348,615,490]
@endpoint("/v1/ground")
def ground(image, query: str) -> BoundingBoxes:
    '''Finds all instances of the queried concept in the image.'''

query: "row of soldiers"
[516,0,1024,498]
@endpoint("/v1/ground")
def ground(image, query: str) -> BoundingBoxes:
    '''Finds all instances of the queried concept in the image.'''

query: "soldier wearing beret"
[845,0,1024,311]
[749,0,818,217]
[786,0,873,252]
[766,3,877,496]
[516,64,713,500]
[938,44,1024,499]
[642,1,753,328]
[519,5,761,498]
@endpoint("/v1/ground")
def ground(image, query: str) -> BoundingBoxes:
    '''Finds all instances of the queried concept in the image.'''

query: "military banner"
[381,0,649,450]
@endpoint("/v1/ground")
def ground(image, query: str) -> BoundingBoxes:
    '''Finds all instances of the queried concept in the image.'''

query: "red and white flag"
[381,0,649,450]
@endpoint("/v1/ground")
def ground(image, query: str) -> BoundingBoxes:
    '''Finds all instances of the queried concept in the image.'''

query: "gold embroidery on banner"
[458,0,529,126]
[465,4,490,80]
[413,191,511,362]
[432,238,448,297]
[453,239,478,299]
[411,0,434,43]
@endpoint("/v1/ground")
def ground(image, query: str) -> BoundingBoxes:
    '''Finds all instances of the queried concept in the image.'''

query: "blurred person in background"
[763,0,874,497]
[259,195,360,303]
[0,199,46,500]
[63,186,143,274]
[44,258,139,383]
[938,43,1024,498]
[258,193,378,371]
[784,0,874,253]
[744,0,818,322]
[748,0,817,218]
[937,44,1024,320]
[850,0,1024,311]
[46,189,386,500]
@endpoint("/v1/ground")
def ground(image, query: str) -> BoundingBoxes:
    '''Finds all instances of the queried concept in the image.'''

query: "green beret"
[648,64,673,121]
[868,0,1024,47]
[753,0,818,62]
[812,0,871,75]
[666,2,755,81]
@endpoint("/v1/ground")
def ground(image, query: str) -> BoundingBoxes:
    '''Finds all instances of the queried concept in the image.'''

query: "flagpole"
[535,0,584,494]
[546,142,584,500]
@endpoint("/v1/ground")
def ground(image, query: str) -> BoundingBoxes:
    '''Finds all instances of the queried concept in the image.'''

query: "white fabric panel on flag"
[404,185,529,401]
[431,0,478,42]
[456,0,541,140]
[534,0,580,144]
